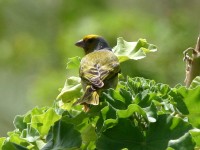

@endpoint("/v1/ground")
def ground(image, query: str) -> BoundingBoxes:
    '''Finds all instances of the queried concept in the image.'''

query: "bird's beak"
[75,39,85,48]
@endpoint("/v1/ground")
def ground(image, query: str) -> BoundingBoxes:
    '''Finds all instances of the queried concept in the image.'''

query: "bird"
[73,34,120,112]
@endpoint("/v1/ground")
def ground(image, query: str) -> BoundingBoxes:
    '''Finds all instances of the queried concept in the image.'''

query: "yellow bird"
[74,34,120,112]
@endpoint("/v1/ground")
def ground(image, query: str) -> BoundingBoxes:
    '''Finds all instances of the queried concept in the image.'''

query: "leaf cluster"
[1,38,200,150]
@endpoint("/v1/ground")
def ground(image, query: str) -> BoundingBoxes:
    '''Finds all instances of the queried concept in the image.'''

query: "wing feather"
[79,50,120,88]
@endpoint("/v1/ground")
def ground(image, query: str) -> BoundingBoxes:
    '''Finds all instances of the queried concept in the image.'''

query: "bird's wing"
[80,63,104,88]
[80,61,120,88]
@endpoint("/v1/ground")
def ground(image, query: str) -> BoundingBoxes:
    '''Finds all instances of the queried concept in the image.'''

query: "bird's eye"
[87,38,94,43]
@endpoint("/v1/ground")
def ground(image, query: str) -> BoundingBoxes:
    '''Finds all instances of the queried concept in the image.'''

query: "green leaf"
[169,89,189,115]
[96,118,144,150]
[190,128,200,149]
[126,77,156,96]
[101,105,117,121]
[42,120,82,150]
[2,142,29,150]
[2,132,35,150]
[97,115,194,150]
[21,125,40,142]
[66,56,81,70]
[0,137,6,148]
[178,86,200,128]
[13,115,27,132]
[168,133,195,150]
[96,105,118,133]
[117,104,148,122]
[81,125,97,148]
[57,76,82,103]
[113,37,157,63]
[81,140,96,150]
[30,108,61,137]
[190,76,200,88]
[62,111,98,148]
[146,115,194,150]
[62,111,89,131]
[143,102,157,122]
[36,140,46,150]
[102,89,131,110]
[23,107,48,124]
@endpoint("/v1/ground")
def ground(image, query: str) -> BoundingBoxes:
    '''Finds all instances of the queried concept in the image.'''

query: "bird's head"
[75,34,111,54]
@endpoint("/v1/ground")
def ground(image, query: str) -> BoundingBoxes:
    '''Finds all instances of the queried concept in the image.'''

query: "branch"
[183,35,200,87]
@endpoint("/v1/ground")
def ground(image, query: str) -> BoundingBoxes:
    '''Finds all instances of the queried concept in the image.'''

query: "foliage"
[1,38,200,150]
[113,38,157,62]
[1,0,200,136]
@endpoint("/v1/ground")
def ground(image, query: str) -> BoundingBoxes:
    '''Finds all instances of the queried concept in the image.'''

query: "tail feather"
[73,85,99,111]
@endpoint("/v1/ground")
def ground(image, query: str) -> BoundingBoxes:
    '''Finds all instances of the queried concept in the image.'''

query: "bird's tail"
[73,85,99,112]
